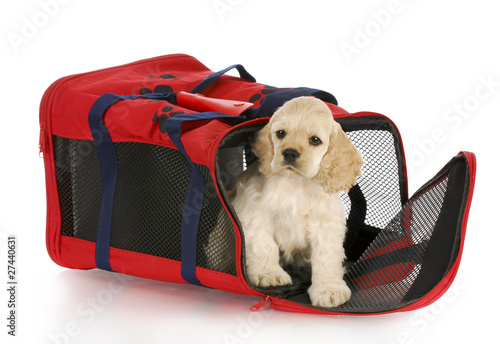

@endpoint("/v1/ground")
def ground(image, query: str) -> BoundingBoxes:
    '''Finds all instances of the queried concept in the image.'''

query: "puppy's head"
[253,96,363,193]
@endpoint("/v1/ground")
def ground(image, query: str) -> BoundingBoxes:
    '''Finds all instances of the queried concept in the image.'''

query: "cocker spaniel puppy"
[230,96,363,308]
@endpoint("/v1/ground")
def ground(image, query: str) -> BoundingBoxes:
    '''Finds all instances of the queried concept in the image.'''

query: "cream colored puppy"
[231,96,363,308]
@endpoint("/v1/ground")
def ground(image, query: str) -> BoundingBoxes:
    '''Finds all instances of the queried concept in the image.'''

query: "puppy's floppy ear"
[317,121,363,194]
[252,123,275,177]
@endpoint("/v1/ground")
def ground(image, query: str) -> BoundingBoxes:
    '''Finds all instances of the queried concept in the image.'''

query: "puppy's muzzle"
[282,148,300,163]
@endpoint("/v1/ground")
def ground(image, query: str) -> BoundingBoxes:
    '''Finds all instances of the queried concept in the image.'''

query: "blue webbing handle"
[190,64,256,94]
[164,112,246,285]
[88,92,175,272]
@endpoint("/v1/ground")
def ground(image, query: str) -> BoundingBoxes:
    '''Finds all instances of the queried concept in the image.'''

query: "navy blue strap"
[164,112,245,286]
[245,87,338,119]
[88,93,123,271]
[190,64,256,94]
[88,92,175,271]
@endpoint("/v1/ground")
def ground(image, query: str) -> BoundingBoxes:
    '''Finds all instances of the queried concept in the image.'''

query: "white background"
[1,0,498,343]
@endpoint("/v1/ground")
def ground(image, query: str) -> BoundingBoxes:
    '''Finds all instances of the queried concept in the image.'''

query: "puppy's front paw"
[308,281,351,308]
[249,268,292,287]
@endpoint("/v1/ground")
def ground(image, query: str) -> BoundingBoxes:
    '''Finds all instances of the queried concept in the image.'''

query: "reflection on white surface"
[32,268,416,343]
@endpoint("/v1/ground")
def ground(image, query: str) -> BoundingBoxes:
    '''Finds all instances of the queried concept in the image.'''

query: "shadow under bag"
[40,54,476,315]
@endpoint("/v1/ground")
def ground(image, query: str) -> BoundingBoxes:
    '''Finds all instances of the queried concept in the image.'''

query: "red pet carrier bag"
[40,54,476,315]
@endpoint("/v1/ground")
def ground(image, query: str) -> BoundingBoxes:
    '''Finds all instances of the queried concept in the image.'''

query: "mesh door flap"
[282,154,470,313]
[333,154,470,312]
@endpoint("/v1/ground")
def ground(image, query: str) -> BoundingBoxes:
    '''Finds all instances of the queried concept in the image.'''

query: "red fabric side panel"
[51,97,189,146]
[44,54,209,143]
[60,237,97,269]
[196,267,251,295]
[109,246,185,285]
[57,54,209,96]
[180,119,233,166]
[58,237,251,295]
[325,102,349,116]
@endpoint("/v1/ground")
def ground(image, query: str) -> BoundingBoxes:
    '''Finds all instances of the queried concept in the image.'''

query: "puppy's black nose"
[282,148,300,163]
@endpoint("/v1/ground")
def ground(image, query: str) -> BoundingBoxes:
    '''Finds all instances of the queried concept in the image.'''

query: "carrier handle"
[88,92,176,272]
[190,64,256,94]
[164,112,247,286]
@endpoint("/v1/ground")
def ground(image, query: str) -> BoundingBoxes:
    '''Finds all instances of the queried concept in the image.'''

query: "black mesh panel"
[54,136,237,273]
[196,165,237,275]
[53,136,102,241]
[109,142,190,261]
[340,129,403,229]
[282,167,457,313]
[338,174,449,311]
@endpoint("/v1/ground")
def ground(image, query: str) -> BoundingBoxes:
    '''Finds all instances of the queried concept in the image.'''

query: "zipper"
[250,295,271,312]
[39,122,46,158]
[39,77,64,159]
[39,73,77,158]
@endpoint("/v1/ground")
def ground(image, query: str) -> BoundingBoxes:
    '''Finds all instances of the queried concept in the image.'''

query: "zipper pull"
[250,296,271,312]
[39,123,46,158]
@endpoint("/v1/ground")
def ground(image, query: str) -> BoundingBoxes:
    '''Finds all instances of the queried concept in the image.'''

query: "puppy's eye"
[276,130,286,139]
[309,136,322,146]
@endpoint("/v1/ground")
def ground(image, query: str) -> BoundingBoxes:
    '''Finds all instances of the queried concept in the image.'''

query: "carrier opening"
[214,116,415,311]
